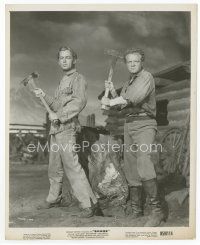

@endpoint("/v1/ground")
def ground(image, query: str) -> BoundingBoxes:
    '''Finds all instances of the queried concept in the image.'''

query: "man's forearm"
[110,96,128,106]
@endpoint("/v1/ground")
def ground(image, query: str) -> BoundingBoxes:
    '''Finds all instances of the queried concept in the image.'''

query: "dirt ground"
[9,164,189,228]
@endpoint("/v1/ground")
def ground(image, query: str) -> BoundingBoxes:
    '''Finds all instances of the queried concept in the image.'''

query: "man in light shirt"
[101,48,165,226]
[34,46,101,218]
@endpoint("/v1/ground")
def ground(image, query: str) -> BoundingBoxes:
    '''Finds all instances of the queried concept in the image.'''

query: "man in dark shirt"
[101,48,165,226]
[34,46,100,218]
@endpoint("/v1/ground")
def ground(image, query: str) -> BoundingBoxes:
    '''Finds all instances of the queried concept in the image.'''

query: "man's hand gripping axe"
[20,72,59,125]
[102,49,123,110]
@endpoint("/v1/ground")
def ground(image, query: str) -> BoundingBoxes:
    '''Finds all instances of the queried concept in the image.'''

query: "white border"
[1,0,199,243]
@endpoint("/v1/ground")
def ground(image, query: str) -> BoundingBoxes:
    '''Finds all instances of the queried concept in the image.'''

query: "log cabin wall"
[155,61,190,139]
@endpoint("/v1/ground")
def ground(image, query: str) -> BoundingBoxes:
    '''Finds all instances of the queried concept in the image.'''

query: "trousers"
[46,129,97,208]
[123,120,157,186]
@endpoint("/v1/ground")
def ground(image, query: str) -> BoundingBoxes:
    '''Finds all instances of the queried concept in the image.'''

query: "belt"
[125,114,153,123]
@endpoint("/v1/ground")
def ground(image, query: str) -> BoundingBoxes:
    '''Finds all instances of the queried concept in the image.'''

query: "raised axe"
[101,49,123,110]
[20,72,59,125]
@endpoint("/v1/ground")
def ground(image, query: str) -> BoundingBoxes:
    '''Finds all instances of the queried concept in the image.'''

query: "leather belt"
[125,114,153,123]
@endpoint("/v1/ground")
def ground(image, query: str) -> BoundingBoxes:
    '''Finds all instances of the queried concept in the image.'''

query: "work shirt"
[120,69,156,118]
[44,68,87,135]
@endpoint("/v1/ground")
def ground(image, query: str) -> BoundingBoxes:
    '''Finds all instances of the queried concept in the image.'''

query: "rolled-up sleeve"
[121,73,153,106]
[56,75,87,123]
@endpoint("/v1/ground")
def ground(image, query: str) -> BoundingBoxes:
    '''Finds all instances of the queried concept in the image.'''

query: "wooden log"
[153,60,190,81]
[157,79,190,94]
[168,109,190,122]
[154,77,174,88]
[105,117,117,124]
[167,97,190,112]
[157,125,184,132]
[106,121,125,128]
[105,117,126,124]
[106,124,124,131]
[110,129,124,136]
[168,120,187,127]
[156,88,190,101]
[102,108,122,117]
[106,119,126,127]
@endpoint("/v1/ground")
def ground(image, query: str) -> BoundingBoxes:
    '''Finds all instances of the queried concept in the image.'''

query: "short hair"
[57,46,78,60]
[123,48,145,63]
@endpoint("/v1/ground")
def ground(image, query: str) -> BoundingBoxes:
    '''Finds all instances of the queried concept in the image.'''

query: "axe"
[102,49,123,110]
[20,72,59,125]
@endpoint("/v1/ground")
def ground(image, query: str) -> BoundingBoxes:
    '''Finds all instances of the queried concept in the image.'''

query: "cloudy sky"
[10,11,190,125]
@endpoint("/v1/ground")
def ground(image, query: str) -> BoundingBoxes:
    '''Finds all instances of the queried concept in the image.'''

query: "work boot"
[77,202,104,218]
[78,207,94,218]
[93,202,104,216]
[37,200,61,210]
[125,186,143,218]
[143,179,165,227]
[37,197,73,210]
[60,196,77,207]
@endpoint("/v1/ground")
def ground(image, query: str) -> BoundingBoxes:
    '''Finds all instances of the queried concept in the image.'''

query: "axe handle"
[101,88,110,110]
[22,76,59,126]
[39,95,53,114]
[39,96,60,126]
[36,91,60,125]
[28,78,59,126]
[108,65,114,82]
[39,95,60,126]
[101,64,115,110]
[28,78,53,114]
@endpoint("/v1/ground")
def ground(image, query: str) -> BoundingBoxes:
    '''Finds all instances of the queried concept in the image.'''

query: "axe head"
[104,49,123,60]
[20,72,39,86]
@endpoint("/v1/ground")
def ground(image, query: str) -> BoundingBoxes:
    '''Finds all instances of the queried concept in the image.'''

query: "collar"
[129,68,144,84]
[64,68,77,76]
[130,68,144,79]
